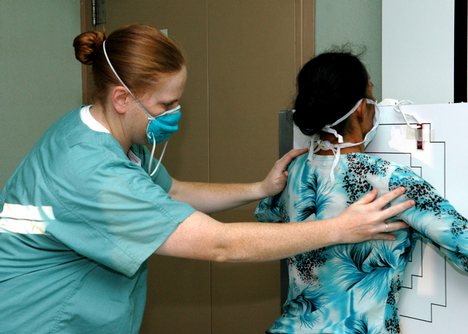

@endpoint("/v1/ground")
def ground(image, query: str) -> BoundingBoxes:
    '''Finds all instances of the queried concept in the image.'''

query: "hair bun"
[73,31,106,65]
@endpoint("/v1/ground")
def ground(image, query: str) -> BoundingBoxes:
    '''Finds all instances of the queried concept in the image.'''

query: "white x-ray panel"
[292,103,468,333]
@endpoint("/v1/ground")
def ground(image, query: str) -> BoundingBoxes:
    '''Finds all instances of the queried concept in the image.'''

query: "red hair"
[73,24,185,104]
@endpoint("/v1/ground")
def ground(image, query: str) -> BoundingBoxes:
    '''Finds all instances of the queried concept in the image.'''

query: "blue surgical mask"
[134,103,182,177]
[145,105,182,144]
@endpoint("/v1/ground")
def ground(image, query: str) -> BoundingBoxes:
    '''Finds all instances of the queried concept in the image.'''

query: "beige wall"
[81,1,314,332]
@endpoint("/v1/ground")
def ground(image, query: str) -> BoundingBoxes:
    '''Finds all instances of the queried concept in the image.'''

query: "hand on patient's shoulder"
[259,148,309,198]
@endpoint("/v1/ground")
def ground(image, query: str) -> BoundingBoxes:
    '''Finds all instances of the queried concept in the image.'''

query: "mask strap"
[319,140,341,183]
[308,98,378,182]
[321,98,373,144]
[158,105,181,117]
[308,138,340,183]
[103,40,158,123]
[147,135,169,177]
[328,99,364,127]
[103,40,134,98]
[311,139,366,183]
[392,99,420,129]
[321,127,344,144]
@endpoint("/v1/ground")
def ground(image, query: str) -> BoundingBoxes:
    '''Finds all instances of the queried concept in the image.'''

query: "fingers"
[281,148,308,162]
[261,150,307,198]
[372,233,397,241]
[273,148,308,175]
[354,188,378,205]
[383,221,409,232]
[371,221,409,241]
[380,199,415,220]
[371,187,407,209]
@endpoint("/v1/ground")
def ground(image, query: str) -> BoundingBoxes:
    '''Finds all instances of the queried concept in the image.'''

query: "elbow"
[209,235,255,263]
[210,245,249,263]
[211,250,230,263]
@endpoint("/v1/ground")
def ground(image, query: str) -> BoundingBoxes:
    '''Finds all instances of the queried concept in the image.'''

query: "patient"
[256,51,468,334]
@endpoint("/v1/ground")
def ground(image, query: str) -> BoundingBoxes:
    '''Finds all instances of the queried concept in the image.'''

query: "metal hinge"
[92,0,106,26]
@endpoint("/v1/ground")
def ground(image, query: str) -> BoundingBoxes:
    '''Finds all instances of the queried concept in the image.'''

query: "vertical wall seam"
[205,2,213,332]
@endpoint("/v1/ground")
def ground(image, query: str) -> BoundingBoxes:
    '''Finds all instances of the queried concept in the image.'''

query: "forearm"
[169,179,265,213]
[168,149,310,213]
[402,204,467,271]
[389,170,468,268]
[157,211,339,262]
[215,220,338,262]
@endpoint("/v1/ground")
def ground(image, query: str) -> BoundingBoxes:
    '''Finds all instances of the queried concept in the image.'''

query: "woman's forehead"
[143,68,187,101]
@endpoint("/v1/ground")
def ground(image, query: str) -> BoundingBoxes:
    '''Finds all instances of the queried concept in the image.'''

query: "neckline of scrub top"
[80,105,110,133]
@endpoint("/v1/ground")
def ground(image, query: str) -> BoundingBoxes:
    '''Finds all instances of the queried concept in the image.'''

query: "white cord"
[149,140,169,177]
[391,99,421,129]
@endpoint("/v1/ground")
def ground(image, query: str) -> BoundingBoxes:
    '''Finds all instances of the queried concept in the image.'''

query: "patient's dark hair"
[292,50,369,136]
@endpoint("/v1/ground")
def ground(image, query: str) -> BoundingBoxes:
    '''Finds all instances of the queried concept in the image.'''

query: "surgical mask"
[102,40,179,176]
[363,101,380,147]
[136,102,182,144]
[134,102,181,177]
[308,98,380,183]
[147,105,181,144]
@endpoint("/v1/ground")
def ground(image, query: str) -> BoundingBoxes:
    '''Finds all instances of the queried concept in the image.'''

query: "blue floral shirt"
[255,153,467,334]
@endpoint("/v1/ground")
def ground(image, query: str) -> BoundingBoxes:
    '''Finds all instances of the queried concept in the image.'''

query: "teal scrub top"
[0,107,196,334]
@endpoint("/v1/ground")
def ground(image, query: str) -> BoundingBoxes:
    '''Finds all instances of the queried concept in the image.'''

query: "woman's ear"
[355,99,367,122]
[111,86,132,114]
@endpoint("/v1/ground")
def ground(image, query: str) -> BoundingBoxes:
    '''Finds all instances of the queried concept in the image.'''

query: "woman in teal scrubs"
[0,25,413,334]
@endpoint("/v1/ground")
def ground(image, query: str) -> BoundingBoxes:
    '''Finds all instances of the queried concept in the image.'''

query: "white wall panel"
[382,0,454,104]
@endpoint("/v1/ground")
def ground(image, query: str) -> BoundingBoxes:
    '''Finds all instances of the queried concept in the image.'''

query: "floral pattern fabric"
[256,153,467,334]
